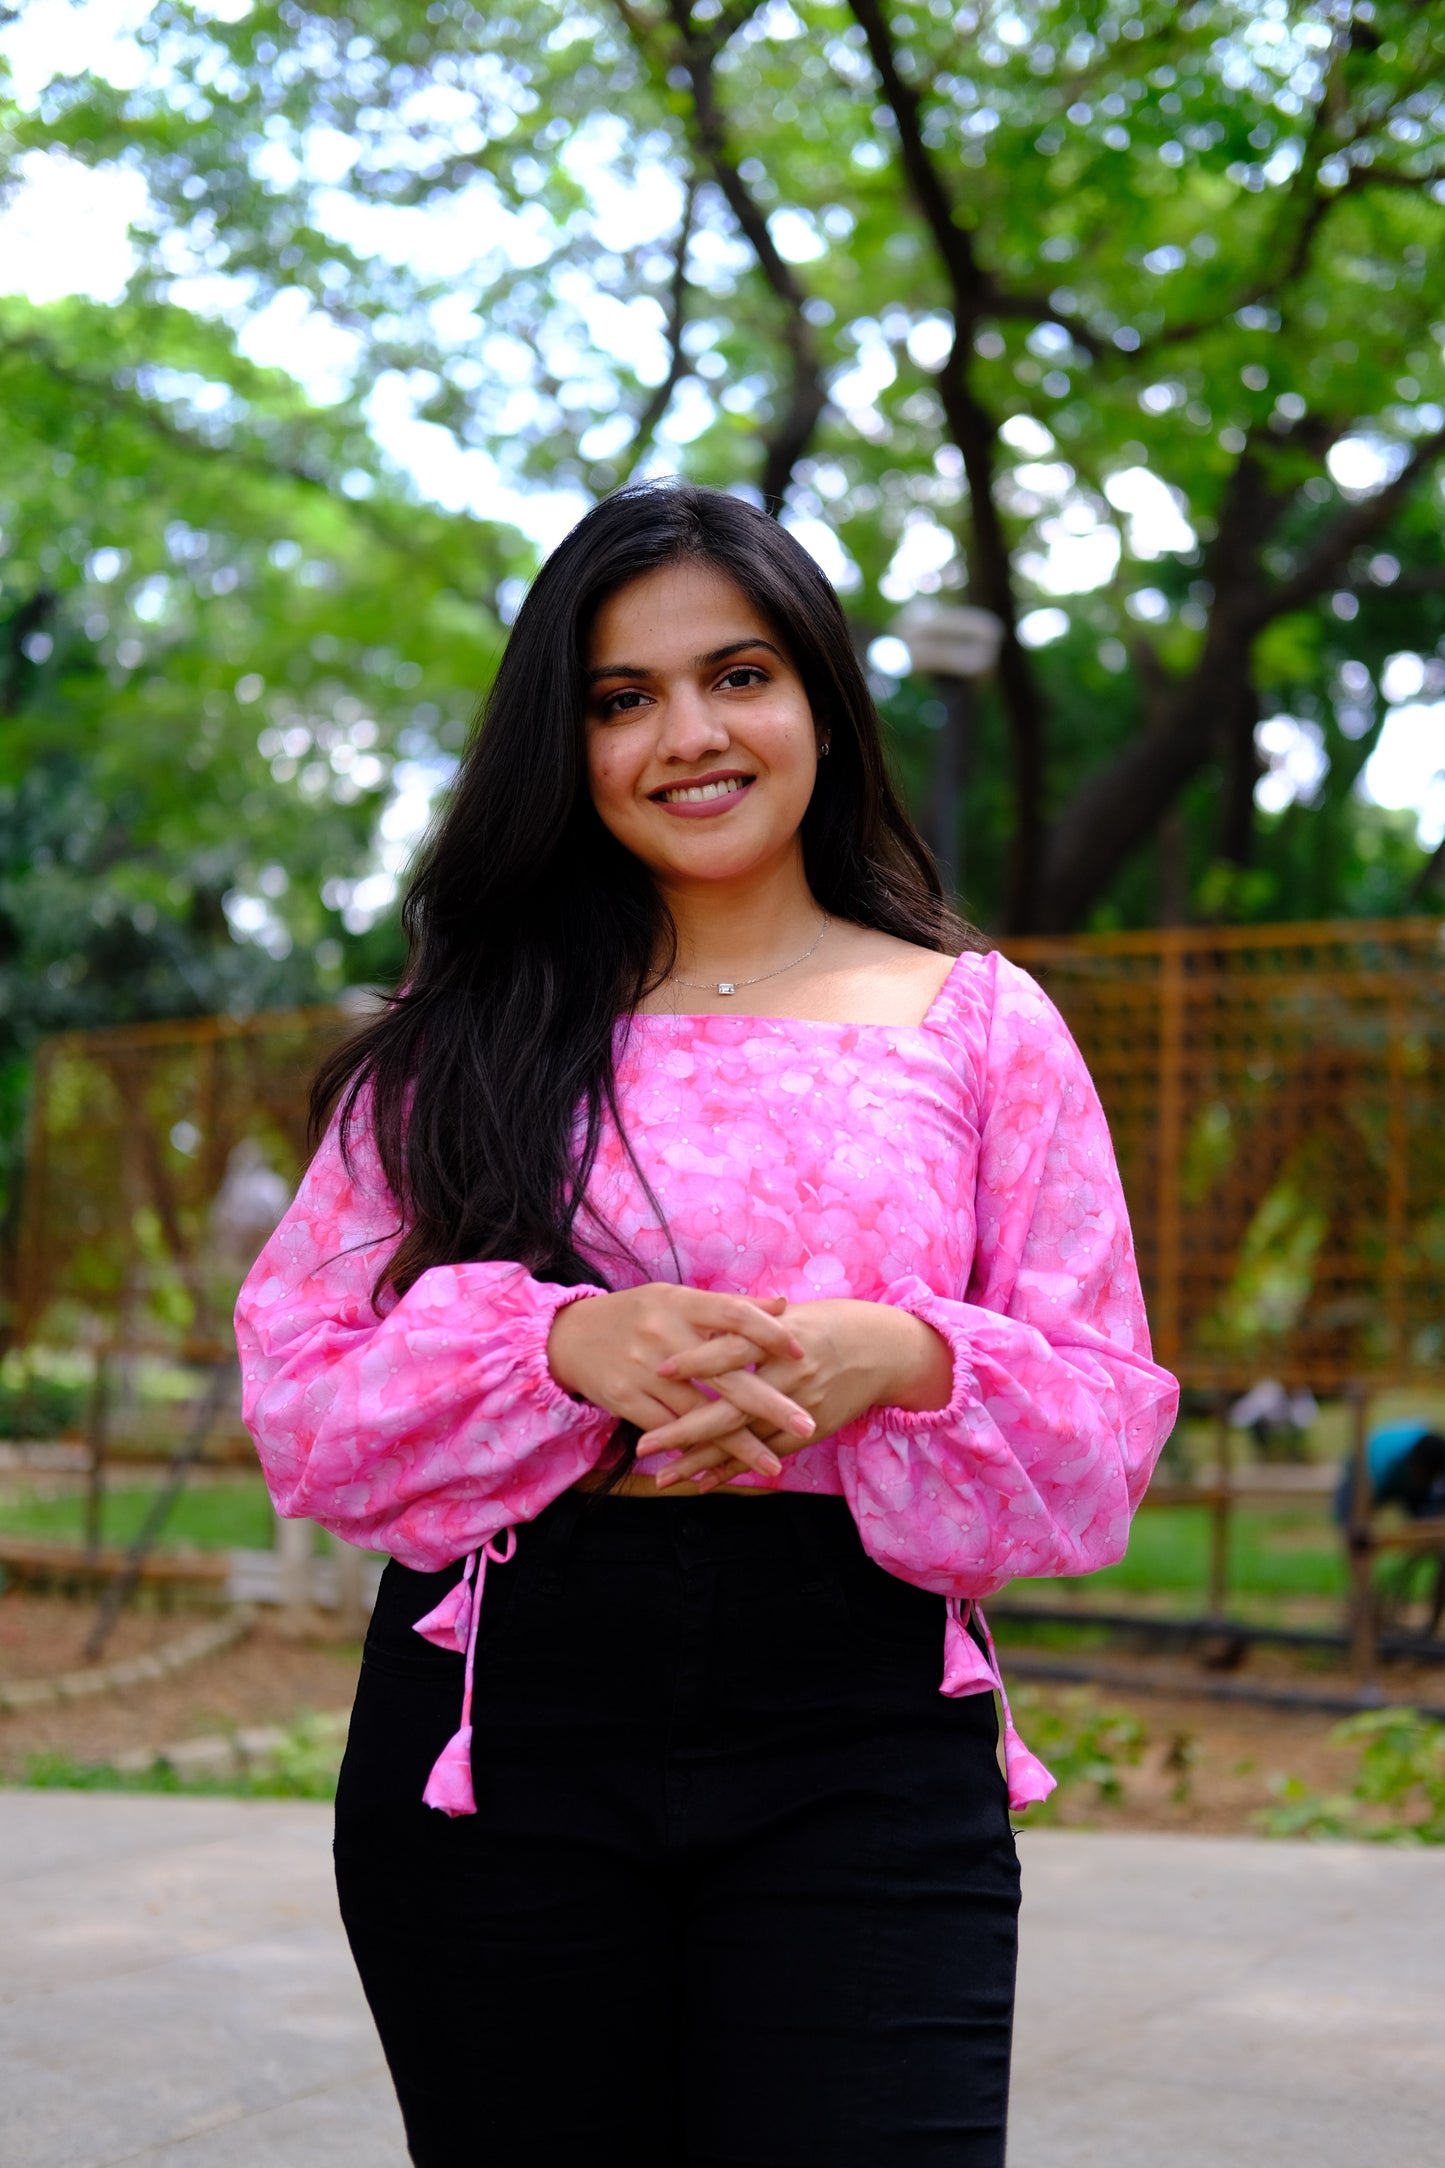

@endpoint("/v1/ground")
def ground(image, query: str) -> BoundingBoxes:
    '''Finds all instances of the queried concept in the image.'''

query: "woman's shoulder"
[818,922,965,1027]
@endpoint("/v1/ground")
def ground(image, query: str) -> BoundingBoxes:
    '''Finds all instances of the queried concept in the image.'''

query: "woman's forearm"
[860,1301,955,1415]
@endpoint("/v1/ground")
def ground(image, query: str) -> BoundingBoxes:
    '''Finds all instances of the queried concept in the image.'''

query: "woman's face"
[584,559,821,893]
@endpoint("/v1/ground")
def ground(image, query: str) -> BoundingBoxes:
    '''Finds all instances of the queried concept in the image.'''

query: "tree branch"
[1034,444,1306,929]
[613,179,697,485]
[0,331,505,612]
[1253,423,1445,627]
[661,1,825,505]
[1,590,56,717]
[1406,833,1445,907]
[1147,58,1344,350]
[612,2,825,507]
[1034,423,1445,929]
[846,0,987,315]
[982,290,1104,359]
[1145,22,1443,355]
[847,0,1047,928]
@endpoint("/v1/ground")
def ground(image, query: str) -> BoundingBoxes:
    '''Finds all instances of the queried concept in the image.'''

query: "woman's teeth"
[657,778,749,803]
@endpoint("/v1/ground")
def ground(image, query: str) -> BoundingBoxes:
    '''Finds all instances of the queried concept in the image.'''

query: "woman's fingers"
[657,1332,781,1381]
[700,1366,815,1438]
[635,1374,810,1457]
[681,1294,803,1364]
[655,1433,774,1488]
[634,1399,774,1456]
[626,1389,706,1436]
[695,1453,754,1492]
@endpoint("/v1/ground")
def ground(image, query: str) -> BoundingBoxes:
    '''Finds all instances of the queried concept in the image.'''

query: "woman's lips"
[651,777,755,819]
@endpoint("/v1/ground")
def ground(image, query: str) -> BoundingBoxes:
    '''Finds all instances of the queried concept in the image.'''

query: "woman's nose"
[656,686,730,761]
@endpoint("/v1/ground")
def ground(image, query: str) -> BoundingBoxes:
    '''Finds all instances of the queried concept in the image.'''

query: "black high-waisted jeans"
[334,1492,1020,2167]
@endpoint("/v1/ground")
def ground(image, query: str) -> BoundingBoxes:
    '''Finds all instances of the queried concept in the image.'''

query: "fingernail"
[654,1470,674,1488]
[788,1339,805,1357]
[761,1452,783,1476]
[790,1413,814,1436]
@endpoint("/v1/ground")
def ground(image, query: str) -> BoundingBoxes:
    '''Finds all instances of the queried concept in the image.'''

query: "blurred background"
[0,0,1443,1833]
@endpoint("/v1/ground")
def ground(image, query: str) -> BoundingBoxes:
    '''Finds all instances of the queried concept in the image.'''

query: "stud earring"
[818,739,831,758]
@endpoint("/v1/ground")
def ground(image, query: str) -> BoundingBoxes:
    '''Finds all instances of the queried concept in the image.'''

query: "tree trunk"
[1217,676,1262,870]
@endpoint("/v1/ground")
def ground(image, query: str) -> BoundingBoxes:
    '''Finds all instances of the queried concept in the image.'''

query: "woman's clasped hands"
[547,1284,954,1492]
[545,1284,817,1484]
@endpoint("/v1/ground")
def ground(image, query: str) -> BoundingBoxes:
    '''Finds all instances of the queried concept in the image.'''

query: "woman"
[236,482,1177,2167]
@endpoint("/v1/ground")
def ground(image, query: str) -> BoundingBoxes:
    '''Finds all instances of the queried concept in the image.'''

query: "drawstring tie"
[412,1527,516,1818]
[941,1596,1055,1813]
[411,1533,1050,1818]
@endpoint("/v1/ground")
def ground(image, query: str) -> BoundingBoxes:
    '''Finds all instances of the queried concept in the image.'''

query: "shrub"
[1258,1708,1445,1843]
[1009,1686,1148,1823]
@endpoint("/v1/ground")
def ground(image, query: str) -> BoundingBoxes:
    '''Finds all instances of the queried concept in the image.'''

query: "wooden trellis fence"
[15,1004,352,1367]
[14,918,1444,1392]
[1006,917,1444,1393]
[9,921,1444,1673]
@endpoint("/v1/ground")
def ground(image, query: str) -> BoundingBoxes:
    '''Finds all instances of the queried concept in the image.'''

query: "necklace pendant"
[716,981,736,996]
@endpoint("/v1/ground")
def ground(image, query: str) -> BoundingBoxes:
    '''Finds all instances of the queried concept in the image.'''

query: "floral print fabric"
[236,950,1178,1803]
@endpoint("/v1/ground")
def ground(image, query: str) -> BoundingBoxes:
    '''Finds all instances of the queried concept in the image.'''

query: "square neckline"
[626,948,972,1039]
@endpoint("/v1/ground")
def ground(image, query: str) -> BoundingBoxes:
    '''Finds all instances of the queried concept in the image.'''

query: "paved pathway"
[1008,1827,1444,2166]
[1,1793,1440,2165]
[0,1793,403,2166]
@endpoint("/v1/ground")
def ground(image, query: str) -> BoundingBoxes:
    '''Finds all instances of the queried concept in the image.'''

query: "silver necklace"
[667,914,830,998]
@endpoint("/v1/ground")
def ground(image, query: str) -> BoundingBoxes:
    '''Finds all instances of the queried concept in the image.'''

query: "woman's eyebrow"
[587,636,782,683]
[697,637,783,667]
[586,660,653,682]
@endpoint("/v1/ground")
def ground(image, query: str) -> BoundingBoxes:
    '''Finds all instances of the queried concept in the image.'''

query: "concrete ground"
[0,1795,1440,2167]
[1008,1827,1445,2166]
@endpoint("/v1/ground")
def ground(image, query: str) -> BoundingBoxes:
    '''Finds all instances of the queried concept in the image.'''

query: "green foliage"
[0,1476,277,1550]
[1008,1685,1148,1821]
[0,293,514,973]
[0,269,524,1214]
[0,0,1440,1011]
[247,1709,348,1798]
[0,1368,86,1438]
[1258,1706,1445,1842]
[16,1711,348,1800]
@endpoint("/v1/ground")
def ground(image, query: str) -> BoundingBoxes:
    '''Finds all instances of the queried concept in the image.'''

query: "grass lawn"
[1024,1503,1350,1612]
[0,1484,1366,1615]
[0,1479,276,1553]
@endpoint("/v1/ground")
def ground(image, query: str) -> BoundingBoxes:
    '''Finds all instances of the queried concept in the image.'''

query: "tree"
[5,0,1443,942]
[0,279,528,1212]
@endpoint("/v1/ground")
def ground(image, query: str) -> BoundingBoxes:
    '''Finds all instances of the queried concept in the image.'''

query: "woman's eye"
[718,666,766,691]
[601,689,649,716]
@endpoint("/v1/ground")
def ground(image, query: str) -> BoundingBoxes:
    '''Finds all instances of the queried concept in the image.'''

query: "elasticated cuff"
[872,1276,978,1434]
[510,1279,610,1420]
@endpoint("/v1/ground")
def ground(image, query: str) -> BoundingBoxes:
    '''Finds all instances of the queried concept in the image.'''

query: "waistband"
[521,1488,858,1576]
[407,1494,1057,1824]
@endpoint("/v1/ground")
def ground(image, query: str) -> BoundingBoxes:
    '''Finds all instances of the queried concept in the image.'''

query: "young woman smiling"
[236,483,1177,2168]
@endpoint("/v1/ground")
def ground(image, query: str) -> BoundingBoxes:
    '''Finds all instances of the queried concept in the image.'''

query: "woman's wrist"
[867,1302,954,1415]
[546,1289,610,1400]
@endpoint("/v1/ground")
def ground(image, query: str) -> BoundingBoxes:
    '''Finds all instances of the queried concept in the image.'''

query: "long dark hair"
[312,481,972,1302]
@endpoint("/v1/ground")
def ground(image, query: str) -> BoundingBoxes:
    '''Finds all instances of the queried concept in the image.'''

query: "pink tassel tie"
[413,1527,517,1818]
[941,1597,1056,1814]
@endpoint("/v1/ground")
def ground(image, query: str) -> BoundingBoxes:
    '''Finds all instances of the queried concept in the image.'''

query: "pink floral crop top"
[235,949,1179,1815]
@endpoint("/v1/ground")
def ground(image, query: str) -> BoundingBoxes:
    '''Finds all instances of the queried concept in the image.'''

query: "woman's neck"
[657,858,822,985]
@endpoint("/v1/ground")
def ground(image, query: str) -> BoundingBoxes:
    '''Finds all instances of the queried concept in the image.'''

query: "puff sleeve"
[841,954,1178,1598]
[234,1094,614,1572]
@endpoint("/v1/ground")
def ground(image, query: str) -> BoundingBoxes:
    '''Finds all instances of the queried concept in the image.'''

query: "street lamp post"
[893,601,1004,905]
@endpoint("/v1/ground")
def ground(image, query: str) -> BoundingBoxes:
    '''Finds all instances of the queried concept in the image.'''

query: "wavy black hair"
[312,480,971,1302]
